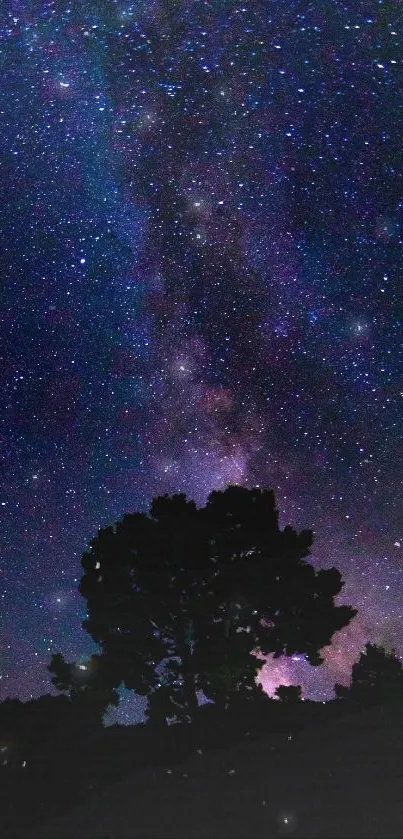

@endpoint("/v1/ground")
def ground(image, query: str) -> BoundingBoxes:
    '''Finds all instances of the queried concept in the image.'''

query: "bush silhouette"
[335,643,403,706]
[275,685,303,703]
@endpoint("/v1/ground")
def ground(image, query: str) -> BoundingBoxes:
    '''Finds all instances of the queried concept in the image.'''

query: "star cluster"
[0,0,402,718]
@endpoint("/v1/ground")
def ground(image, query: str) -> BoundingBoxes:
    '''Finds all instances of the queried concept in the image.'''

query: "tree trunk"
[179,620,198,721]
[180,644,198,720]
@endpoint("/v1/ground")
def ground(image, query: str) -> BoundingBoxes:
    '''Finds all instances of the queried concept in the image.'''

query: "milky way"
[1,0,402,722]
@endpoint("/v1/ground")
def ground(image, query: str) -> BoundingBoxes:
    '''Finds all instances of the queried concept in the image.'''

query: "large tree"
[78,485,357,722]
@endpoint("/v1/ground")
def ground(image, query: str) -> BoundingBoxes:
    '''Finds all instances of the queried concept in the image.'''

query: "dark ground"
[3,702,403,838]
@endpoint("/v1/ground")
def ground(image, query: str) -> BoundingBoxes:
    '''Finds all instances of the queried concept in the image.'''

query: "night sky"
[1,0,402,723]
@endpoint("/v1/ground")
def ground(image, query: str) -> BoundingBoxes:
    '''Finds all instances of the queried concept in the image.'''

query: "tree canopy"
[74,486,357,723]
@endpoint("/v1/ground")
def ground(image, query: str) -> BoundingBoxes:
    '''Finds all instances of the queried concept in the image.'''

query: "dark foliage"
[0,692,102,769]
[335,642,403,706]
[48,652,119,721]
[275,684,303,703]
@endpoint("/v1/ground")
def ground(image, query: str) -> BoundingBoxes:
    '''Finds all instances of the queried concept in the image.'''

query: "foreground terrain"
[3,701,403,838]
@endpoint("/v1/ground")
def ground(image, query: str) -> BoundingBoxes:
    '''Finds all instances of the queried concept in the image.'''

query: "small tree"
[275,685,302,703]
[335,643,403,706]
[48,653,119,725]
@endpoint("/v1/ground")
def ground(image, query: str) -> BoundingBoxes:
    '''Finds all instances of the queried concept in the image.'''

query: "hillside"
[9,702,403,839]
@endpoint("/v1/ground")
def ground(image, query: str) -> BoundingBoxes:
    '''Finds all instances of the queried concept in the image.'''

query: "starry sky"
[1,0,402,723]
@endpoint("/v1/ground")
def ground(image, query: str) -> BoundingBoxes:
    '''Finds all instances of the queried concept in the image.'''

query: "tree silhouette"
[48,652,119,724]
[78,485,357,723]
[335,642,403,706]
[275,685,303,703]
